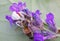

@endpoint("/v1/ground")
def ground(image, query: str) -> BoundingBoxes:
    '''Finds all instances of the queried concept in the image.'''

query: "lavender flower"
[28,19,56,41]
[32,13,40,26]
[5,15,17,26]
[5,1,57,40]
[9,2,26,13]
[32,10,44,29]
[45,12,57,33]
[33,10,42,23]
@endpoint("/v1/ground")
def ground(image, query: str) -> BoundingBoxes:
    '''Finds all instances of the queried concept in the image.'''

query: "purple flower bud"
[9,2,26,13]
[35,10,41,15]
[33,33,44,41]
[45,12,57,32]
[5,15,16,26]
[18,2,26,8]
[32,11,42,27]
[22,9,29,14]
[46,12,54,20]
[9,3,20,12]
[18,2,26,11]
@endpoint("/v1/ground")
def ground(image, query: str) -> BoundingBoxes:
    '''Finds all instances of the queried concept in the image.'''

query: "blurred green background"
[0,0,60,41]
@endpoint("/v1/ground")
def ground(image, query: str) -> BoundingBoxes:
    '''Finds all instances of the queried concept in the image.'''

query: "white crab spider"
[11,11,25,20]
[11,11,26,28]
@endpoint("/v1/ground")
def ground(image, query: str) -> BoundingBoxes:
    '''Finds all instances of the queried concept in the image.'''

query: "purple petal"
[9,3,20,12]
[22,2,26,9]
[5,15,14,26]
[18,2,22,11]
[18,2,26,11]
[18,2,22,5]
[46,12,54,20]
[33,33,44,41]
[22,9,29,14]
[35,10,41,15]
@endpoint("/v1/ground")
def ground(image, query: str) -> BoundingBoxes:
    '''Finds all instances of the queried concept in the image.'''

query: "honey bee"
[22,17,33,39]
[6,10,33,39]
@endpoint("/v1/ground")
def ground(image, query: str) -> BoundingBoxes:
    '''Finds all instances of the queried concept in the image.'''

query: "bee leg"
[26,32,33,39]
[57,29,60,34]
[15,27,21,32]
